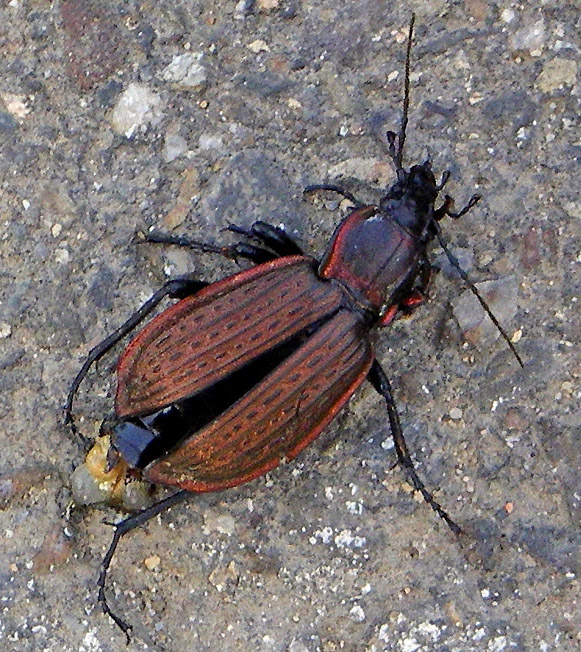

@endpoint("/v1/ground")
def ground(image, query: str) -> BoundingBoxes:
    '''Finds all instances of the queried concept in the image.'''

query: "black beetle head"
[405,161,438,205]
[377,160,439,236]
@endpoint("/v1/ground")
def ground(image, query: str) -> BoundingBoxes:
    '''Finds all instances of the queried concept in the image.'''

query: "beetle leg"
[434,193,481,221]
[446,194,481,219]
[367,361,462,535]
[143,230,280,265]
[303,184,365,208]
[65,276,207,439]
[379,257,432,326]
[227,221,305,257]
[378,304,399,327]
[386,130,398,165]
[433,195,453,221]
[98,489,190,641]
[399,256,433,315]
[230,242,286,264]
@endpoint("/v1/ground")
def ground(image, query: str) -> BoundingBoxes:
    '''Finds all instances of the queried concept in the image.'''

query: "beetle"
[65,15,523,640]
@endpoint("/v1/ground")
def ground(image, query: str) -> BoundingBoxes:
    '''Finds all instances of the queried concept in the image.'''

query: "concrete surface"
[0,1,579,651]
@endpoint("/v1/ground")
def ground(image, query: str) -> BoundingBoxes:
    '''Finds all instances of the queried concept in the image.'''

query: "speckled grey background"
[1,1,579,651]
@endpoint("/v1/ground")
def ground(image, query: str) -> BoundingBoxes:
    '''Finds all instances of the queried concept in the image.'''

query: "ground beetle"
[65,15,523,640]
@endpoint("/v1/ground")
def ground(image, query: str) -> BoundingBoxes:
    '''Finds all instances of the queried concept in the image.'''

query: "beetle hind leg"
[98,489,191,641]
[65,276,207,440]
[367,361,462,535]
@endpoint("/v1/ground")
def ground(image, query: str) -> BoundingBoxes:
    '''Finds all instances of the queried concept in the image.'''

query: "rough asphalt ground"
[0,2,579,651]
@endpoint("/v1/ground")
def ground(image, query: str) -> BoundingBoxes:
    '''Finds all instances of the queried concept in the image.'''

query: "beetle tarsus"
[144,230,231,255]
[368,361,463,536]
[447,194,482,219]
[434,193,481,221]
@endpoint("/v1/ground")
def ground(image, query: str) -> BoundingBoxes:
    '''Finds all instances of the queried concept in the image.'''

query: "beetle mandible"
[65,15,523,640]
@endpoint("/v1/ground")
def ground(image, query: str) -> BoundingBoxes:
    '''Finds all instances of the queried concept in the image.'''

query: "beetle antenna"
[386,14,415,174]
[434,224,524,367]
[394,13,415,171]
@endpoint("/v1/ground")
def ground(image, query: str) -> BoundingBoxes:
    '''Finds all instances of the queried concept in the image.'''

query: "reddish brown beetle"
[65,16,523,640]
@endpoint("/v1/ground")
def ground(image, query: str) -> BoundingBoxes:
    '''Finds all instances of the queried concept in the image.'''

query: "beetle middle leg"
[367,360,462,535]
[145,220,306,262]
[143,230,286,265]
[225,220,305,258]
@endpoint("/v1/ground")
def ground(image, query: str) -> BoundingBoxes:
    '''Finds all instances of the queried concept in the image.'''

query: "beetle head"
[378,161,438,236]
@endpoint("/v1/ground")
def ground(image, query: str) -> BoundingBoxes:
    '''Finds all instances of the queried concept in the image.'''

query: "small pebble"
[449,407,463,420]
[111,83,163,138]
[144,555,161,571]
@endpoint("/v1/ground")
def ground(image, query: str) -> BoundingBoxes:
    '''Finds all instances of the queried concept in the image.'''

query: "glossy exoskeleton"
[65,15,523,640]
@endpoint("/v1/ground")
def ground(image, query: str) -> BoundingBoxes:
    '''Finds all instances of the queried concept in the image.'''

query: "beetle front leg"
[434,193,481,221]
[398,256,433,316]
[367,360,462,535]
[65,275,207,439]
[303,184,365,208]
[379,257,432,326]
